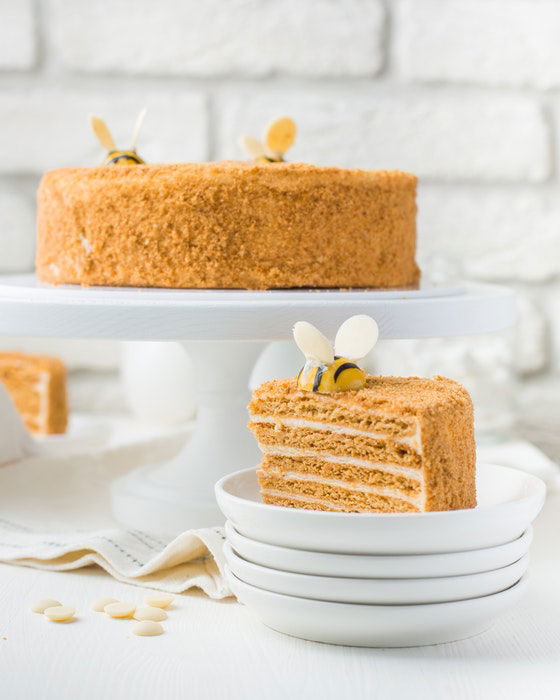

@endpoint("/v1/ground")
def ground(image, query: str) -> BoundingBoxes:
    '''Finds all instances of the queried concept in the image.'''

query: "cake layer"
[36,162,419,290]
[249,395,417,438]
[251,415,421,451]
[258,474,419,513]
[251,422,422,467]
[260,455,422,496]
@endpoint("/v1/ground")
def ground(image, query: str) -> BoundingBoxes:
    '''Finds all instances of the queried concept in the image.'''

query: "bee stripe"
[312,365,326,392]
[108,154,143,164]
[333,362,359,381]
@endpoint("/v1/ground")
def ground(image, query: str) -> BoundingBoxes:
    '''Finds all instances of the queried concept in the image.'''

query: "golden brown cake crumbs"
[0,352,68,435]
[36,162,419,290]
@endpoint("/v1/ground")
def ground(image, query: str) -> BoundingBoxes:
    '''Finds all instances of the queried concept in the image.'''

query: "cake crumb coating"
[0,352,68,434]
[36,162,419,290]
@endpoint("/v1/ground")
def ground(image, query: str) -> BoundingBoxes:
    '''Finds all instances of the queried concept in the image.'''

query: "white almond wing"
[293,321,334,364]
[130,107,147,151]
[334,315,379,361]
[239,135,266,159]
[90,115,116,151]
[264,117,296,156]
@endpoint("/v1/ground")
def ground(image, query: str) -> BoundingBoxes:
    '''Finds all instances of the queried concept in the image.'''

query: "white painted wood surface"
[1,490,559,700]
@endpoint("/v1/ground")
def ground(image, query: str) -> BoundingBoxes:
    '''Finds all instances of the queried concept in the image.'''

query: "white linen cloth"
[0,414,231,599]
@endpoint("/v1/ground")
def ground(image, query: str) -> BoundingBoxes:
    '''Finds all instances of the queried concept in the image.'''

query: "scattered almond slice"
[132,620,163,637]
[91,597,119,612]
[143,594,174,609]
[133,607,167,622]
[104,602,135,618]
[31,599,61,614]
[44,605,75,622]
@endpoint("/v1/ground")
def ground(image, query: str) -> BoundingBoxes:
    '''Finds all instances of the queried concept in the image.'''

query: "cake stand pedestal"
[0,275,515,533]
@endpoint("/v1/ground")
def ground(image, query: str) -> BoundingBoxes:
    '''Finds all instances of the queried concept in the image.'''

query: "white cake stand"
[0,274,515,534]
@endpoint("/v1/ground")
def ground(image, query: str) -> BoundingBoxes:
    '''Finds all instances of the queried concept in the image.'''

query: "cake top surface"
[0,352,65,373]
[252,375,472,415]
[40,161,417,190]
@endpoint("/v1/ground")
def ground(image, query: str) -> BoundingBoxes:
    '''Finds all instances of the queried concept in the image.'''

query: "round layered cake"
[36,161,419,290]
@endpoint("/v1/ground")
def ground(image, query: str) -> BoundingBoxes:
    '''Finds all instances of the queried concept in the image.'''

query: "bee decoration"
[239,117,297,163]
[89,109,147,166]
[293,315,379,393]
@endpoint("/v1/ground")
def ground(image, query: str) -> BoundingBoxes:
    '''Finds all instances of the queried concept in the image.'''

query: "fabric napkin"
[0,416,231,599]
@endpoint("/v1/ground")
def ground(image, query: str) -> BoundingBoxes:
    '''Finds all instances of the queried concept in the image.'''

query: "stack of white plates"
[215,463,545,647]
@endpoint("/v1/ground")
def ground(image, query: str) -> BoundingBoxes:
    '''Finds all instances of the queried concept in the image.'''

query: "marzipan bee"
[239,117,296,163]
[89,109,146,165]
[293,315,379,393]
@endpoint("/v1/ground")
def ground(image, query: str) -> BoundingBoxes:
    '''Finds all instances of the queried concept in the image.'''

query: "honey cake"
[36,162,419,290]
[248,375,476,513]
[0,352,68,435]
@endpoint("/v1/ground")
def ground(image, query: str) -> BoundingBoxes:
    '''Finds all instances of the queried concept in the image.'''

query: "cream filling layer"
[261,489,420,512]
[27,371,49,433]
[258,444,424,482]
[270,470,422,508]
[250,415,422,454]
[36,371,49,434]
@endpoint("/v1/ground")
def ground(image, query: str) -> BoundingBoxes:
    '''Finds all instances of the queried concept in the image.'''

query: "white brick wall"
[0,183,35,271]
[395,0,560,88]
[45,0,384,77]
[0,0,557,416]
[217,91,550,182]
[0,0,35,70]
[0,91,208,172]
[418,186,560,282]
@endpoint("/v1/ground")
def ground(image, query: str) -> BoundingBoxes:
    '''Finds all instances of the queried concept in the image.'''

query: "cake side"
[419,386,476,511]
[36,162,419,291]
[249,375,476,513]
[0,353,68,435]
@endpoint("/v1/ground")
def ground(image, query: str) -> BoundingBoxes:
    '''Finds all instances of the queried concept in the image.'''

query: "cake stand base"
[111,340,265,534]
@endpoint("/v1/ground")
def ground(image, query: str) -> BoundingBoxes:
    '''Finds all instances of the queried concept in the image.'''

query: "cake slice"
[0,352,68,435]
[249,375,476,513]
[248,316,476,514]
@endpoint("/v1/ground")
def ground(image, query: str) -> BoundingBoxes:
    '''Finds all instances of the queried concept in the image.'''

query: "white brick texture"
[45,0,384,77]
[545,286,560,373]
[396,0,560,88]
[514,294,547,375]
[0,0,35,69]
[0,91,208,172]
[418,186,560,282]
[0,184,35,271]
[218,92,550,182]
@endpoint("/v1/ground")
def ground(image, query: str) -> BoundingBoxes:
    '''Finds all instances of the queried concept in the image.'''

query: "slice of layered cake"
[0,352,68,435]
[248,317,476,513]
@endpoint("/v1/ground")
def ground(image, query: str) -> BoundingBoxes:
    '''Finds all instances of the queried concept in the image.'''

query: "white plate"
[225,521,533,578]
[224,543,529,604]
[215,464,545,554]
[33,414,112,455]
[227,570,529,647]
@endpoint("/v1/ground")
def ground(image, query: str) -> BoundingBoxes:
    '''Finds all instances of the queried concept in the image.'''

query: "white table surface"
[1,490,559,700]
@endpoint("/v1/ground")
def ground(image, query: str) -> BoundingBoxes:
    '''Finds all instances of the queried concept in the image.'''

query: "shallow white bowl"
[225,521,533,578]
[215,464,545,554]
[224,543,529,604]
[227,569,529,647]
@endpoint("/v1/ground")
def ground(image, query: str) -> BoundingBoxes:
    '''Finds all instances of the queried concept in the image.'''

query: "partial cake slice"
[0,352,68,435]
[248,375,476,513]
